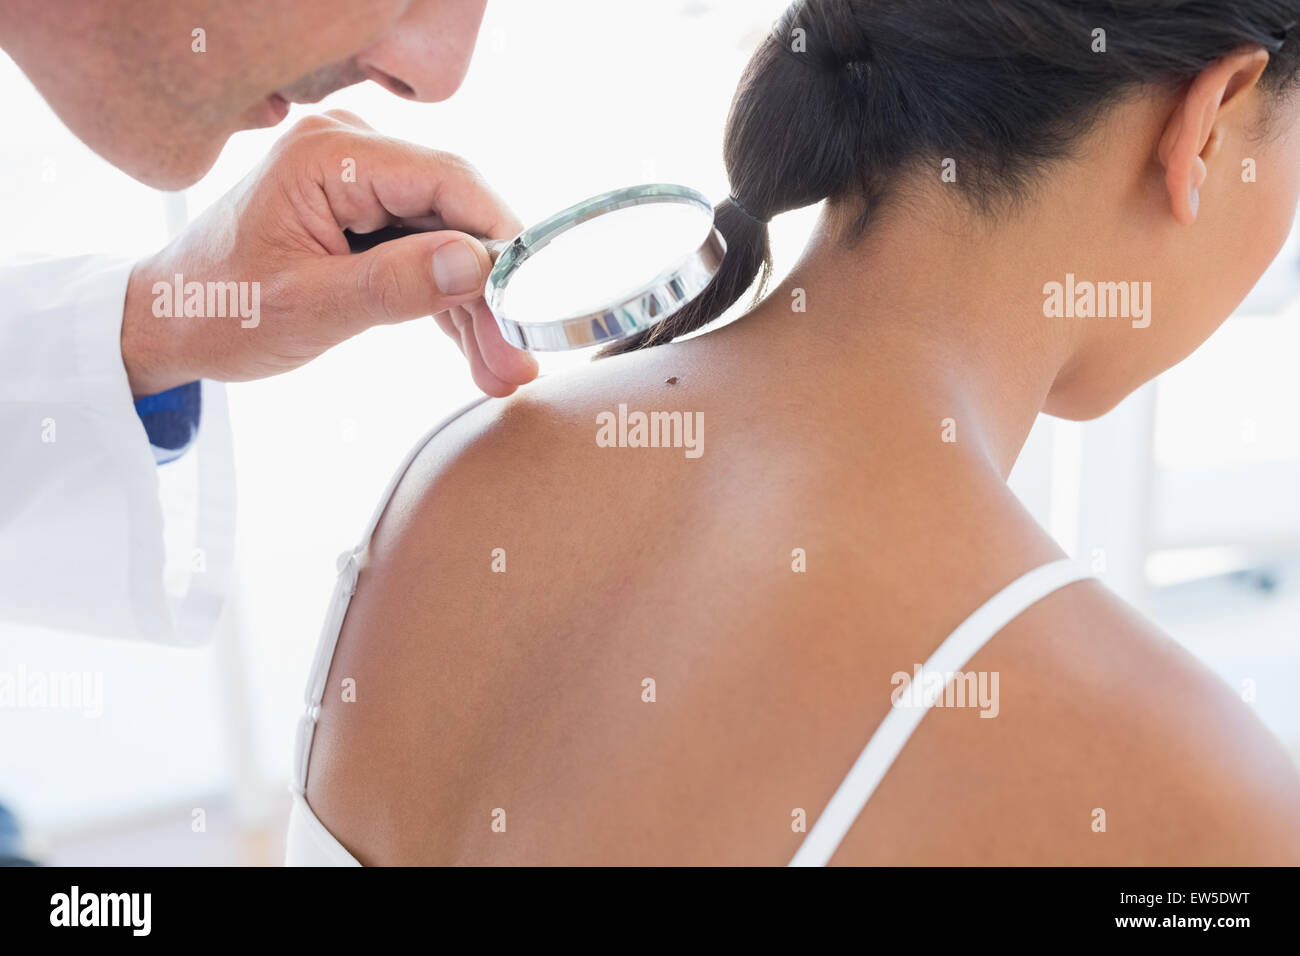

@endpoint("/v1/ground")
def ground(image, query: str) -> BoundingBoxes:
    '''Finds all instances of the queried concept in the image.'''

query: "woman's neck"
[714,201,1084,479]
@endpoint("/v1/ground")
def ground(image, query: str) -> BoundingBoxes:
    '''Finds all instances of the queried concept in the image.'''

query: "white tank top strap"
[787,557,1095,867]
[291,395,492,797]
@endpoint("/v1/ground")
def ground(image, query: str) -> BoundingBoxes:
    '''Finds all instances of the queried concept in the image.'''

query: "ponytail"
[600,196,773,356]
[602,0,1300,357]
[601,0,862,357]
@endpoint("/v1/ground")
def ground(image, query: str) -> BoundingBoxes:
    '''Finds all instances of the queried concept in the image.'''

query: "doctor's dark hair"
[601,0,1300,356]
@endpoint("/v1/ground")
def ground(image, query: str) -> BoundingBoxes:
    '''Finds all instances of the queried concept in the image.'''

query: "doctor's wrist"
[122,255,200,397]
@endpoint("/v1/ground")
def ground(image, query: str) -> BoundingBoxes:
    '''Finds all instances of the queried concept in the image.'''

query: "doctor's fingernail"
[1189,185,1199,218]
[433,240,483,295]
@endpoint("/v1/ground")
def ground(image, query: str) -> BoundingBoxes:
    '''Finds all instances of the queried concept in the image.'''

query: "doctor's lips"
[250,86,339,129]
[250,61,375,128]
[256,93,291,127]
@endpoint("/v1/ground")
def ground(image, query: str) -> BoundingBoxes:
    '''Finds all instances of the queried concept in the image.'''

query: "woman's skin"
[306,49,1300,864]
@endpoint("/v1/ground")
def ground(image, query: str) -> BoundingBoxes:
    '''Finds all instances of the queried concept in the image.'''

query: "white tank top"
[284,399,1093,866]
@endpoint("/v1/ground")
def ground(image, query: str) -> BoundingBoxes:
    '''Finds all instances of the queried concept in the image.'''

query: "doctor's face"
[10,0,488,189]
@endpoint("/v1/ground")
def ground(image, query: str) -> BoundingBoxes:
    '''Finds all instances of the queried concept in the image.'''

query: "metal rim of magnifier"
[484,183,727,352]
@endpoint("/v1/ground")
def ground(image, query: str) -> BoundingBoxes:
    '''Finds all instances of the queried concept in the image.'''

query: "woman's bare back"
[303,331,1300,865]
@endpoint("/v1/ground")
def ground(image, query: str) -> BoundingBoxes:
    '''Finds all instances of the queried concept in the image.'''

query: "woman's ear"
[1157,46,1270,226]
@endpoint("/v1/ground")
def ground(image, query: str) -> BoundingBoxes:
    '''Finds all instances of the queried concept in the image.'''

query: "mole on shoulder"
[665,376,678,385]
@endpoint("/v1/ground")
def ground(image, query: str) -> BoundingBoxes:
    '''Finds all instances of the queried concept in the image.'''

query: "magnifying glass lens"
[500,201,713,325]
[486,184,726,352]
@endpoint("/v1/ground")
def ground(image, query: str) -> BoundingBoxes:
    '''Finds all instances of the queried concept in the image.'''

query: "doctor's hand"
[121,111,539,399]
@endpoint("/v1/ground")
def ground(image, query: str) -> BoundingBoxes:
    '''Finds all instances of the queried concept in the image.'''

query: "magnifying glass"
[346,183,726,352]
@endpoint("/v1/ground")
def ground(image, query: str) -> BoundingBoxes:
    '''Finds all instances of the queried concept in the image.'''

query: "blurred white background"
[2,0,1298,864]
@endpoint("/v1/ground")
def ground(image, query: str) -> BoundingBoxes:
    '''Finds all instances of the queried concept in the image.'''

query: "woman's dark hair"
[601,0,1300,356]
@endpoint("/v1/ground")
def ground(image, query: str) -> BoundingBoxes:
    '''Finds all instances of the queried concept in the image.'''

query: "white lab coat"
[0,255,234,644]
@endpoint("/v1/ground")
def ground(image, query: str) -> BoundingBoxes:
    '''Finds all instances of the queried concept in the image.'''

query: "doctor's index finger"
[300,122,525,243]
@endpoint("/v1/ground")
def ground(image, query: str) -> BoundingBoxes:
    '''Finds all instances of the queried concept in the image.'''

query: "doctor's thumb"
[330,231,492,331]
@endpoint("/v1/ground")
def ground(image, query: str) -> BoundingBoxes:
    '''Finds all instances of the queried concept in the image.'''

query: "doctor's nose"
[358,0,487,103]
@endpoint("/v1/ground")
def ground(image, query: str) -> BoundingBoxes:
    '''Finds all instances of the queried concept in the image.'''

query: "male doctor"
[0,0,538,642]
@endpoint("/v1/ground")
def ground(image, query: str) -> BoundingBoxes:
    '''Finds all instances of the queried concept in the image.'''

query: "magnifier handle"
[481,238,510,261]
[343,225,509,262]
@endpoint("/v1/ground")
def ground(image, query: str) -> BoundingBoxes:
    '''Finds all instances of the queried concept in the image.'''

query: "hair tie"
[729,193,771,225]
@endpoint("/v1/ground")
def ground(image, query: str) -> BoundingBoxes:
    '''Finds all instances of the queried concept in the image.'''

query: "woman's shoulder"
[834,574,1300,864]
[321,358,1300,864]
